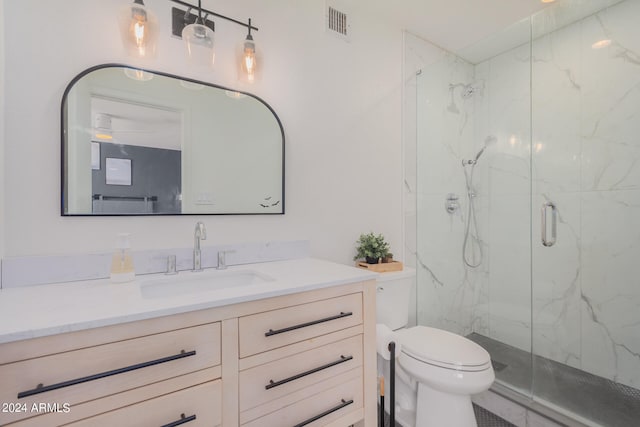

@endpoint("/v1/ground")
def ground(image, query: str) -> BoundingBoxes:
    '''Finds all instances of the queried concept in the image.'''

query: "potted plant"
[353,232,390,264]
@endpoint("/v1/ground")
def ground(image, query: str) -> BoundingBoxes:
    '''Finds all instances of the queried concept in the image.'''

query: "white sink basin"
[140,269,274,299]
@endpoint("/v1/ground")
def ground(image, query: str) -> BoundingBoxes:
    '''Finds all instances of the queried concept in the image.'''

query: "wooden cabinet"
[0,280,376,427]
[65,380,222,427]
[0,311,222,427]
[238,291,369,427]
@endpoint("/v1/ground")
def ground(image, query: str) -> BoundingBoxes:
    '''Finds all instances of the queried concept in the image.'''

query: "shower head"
[484,135,497,147]
[448,81,483,114]
[460,84,476,99]
[450,82,483,99]
[473,135,497,161]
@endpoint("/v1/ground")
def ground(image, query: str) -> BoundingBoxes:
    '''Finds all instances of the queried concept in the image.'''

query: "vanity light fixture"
[170,0,259,80]
[119,0,158,59]
[241,18,257,82]
[93,131,113,141]
[181,0,216,68]
[93,113,114,142]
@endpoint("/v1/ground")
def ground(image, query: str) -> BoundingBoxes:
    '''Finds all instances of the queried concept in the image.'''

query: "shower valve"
[445,193,460,214]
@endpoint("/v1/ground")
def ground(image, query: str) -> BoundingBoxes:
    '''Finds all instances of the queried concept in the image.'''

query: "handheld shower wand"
[463,135,497,165]
[461,135,496,268]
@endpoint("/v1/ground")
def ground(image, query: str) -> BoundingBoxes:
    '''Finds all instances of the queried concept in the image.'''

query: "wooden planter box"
[356,261,403,273]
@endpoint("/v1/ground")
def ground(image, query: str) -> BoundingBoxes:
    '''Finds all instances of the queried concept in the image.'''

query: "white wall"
[2,0,403,263]
[0,0,4,263]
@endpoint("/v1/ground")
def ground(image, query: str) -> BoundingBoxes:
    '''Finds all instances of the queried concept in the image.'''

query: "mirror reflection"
[62,65,284,215]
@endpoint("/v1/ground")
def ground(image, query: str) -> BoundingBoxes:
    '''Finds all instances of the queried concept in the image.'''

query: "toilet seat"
[396,326,491,372]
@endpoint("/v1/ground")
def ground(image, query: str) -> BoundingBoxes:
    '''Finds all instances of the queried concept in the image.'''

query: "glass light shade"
[225,90,247,99]
[123,68,154,81]
[119,1,157,59]
[182,23,215,68]
[241,38,257,82]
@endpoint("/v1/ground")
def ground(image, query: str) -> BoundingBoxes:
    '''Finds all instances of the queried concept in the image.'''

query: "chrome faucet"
[192,222,207,272]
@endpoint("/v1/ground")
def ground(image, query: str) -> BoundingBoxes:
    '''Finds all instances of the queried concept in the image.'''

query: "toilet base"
[378,355,480,427]
[416,382,477,427]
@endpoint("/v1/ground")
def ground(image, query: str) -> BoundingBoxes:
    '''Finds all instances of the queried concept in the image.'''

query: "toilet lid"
[397,326,491,371]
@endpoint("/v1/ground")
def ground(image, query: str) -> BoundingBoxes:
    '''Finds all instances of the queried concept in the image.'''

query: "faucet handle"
[165,255,178,275]
[195,221,207,239]
[217,250,236,270]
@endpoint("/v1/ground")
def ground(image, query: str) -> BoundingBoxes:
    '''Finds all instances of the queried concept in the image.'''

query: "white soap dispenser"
[110,233,135,283]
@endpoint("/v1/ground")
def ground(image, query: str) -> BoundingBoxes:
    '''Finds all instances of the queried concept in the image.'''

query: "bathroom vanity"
[0,258,377,427]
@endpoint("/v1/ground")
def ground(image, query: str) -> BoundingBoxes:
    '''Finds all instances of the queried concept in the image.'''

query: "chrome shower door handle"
[541,201,557,247]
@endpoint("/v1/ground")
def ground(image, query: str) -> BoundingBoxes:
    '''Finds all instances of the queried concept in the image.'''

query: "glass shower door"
[530,1,640,425]
[412,20,536,398]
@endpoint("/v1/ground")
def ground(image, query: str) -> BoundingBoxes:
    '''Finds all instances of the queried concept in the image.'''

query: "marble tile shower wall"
[534,0,639,389]
[482,0,640,389]
[405,0,640,390]
[475,42,532,354]
[407,33,489,338]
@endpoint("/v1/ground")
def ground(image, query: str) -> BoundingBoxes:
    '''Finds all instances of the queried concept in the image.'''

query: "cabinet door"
[66,380,222,427]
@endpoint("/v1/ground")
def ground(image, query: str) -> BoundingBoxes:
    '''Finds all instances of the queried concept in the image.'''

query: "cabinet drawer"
[0,323,220,425]
[66,380,222,427]
[240,335,362,411]
[239,293,362,357]
[241,376,362,427]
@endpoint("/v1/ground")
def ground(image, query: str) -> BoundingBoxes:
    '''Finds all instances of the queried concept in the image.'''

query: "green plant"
[353,232,390,262]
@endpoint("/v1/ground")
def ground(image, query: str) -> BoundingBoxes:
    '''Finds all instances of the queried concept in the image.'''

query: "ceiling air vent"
[326,5,350,41]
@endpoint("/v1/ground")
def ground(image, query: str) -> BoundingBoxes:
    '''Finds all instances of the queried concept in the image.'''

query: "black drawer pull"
[17,350,196,399]
[265,311,353,337]
[293,399,354,427]
[266,355,354,390]
[161,413,197,427]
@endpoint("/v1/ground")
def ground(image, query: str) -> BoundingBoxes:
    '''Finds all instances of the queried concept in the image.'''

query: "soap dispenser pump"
[110,233,135,283]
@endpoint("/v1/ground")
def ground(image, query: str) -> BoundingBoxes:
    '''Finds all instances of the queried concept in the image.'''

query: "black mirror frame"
[61,63,285,216]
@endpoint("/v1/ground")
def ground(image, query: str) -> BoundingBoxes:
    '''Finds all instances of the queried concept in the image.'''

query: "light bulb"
[134,20,145,49]
[243,38,256,81]
[182,23,215,68]
[119,0,157,59]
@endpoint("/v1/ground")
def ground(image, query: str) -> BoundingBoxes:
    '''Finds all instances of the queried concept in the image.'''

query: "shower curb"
[489,383,591,427]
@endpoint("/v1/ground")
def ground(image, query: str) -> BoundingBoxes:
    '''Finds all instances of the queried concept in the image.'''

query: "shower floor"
[467,333,640,427]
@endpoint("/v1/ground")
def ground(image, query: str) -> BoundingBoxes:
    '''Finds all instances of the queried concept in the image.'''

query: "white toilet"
[376,269,494,427]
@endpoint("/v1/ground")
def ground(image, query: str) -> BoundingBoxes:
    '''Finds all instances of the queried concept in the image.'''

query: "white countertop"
[0,258,377,344]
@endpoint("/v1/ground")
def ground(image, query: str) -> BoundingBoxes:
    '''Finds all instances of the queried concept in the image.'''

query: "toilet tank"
[375,268,416,330]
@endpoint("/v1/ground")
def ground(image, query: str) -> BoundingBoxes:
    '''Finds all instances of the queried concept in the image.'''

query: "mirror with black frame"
[62,64,284,215]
